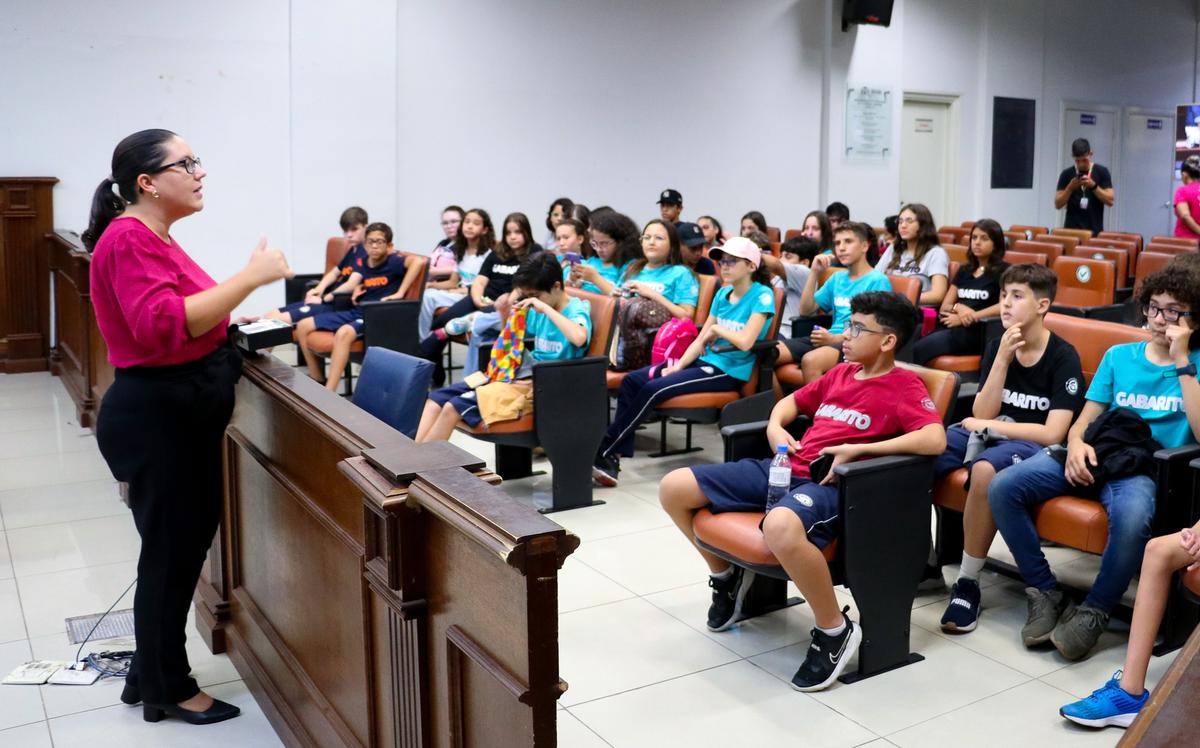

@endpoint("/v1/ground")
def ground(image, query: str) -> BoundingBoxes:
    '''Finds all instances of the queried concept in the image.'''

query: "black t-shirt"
[979,331,1084,424]
[478,249,540,300]
[692,255,716,275]
[1056,163,1112,234]
[952,263,1007,311]
[357,253,409,303]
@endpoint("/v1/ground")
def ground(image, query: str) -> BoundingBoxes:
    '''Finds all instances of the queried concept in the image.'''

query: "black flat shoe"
[120,681,140,705]
[143,698,241,725]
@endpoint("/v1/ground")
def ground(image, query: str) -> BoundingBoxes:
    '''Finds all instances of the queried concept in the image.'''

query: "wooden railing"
[47,229,112,427]
[1,178,56,372]
[197,354,577,747]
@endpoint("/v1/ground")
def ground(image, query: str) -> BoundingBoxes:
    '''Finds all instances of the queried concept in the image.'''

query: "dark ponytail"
[82,128,178,250]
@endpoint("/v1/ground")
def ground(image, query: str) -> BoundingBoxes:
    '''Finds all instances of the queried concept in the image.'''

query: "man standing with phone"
[1054,137,1114,235]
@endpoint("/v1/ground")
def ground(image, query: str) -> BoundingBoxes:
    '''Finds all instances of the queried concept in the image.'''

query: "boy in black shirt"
[1054,138,1115,235]
[934,263,1084,632]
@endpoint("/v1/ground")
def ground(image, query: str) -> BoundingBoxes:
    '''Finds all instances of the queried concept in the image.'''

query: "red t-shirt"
[90,216,227,367]
[789,362,943,478]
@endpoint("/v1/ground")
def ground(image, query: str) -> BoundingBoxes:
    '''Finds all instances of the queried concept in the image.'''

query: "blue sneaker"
[1059,671,1148,728]
[444,313,476,337]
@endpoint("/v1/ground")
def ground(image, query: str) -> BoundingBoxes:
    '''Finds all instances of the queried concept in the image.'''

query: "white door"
[1122,111,1176,239]
[900,99,952,225]
[1060,107,1118,225]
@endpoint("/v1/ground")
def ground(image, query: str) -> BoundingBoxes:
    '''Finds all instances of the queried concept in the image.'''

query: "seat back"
[1010,224,1049,240]
[1051,256,1115,307]
[1135,251,1175,287]
[694,273,719,326]
[1099,230,1143,254]
[1052,227,1094,243]
[1013,239,1063,264]
[1144,242,1197,257]
[948,261,960,280]
[1044,313,1150,385]
[766,226,781,242]
[1033,233,1080,254]
[739,287,787,397]
[400,254,429,301]
[784,228,804,242]
[888,274,922,305]
[325,236,349,273]
[1003,231,1026,246]
[938,226,970,244]
[1087,237,1139,274]
[566,287,620,357]
[1005,250,1048,266]
[819,266,848,285]
[352,347,434,438]
[937,232,957,246]
[362,299,421,356]
[942,243,969,264]
[770,241,781,257]
[1151,235,1200,248]
[1070,246,1128,290]
[960,220,977,228]
[895,362,959,424]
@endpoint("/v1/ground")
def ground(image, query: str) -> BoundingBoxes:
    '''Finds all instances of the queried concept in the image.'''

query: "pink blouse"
[1175,182,1200,239]
[90,216,228,367]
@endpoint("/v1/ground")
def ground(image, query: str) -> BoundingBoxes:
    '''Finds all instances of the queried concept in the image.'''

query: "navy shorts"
[933,424,1043,481]
[277,300,330,322]
[427,381,483,427]
[312,309,365,335]
[781,337,844,363]
[691,458,841,550]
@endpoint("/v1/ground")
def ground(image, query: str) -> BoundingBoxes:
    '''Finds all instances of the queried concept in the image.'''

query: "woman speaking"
[82,129,292,725]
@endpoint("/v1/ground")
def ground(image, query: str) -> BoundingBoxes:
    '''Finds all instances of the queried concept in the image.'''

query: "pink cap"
[709,236,762,269]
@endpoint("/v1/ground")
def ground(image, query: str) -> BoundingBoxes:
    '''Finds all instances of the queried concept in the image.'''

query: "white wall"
[2,0,1198,319]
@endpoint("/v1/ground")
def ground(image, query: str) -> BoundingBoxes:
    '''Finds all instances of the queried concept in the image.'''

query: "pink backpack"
[651,318,699,368]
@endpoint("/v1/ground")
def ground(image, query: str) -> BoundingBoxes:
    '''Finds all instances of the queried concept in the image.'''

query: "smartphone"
[809,453,834,484]
[564,252,582,265]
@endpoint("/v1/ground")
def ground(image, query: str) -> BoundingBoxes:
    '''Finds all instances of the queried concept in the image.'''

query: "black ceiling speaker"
[842,0,894,31]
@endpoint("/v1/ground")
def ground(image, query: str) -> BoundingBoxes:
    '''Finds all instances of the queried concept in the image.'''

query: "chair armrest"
[1154,446,1200,534]
[361,299,420,356]
[533,355,609,449]
[284,273,325,305]
[1080,303,1128,323]
[720,415,811,463]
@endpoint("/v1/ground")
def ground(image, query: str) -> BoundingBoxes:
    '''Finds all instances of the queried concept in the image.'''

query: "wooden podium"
[0,177,56,372]
[195,355,577,747]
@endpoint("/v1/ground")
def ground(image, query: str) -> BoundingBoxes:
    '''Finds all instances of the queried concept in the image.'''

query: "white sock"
[818,619,847,637]
[711,566,734,580]
[958,553,986,582]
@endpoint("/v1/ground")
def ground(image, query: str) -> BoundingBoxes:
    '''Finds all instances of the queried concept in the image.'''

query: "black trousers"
[95,343,242,705]
[912,325,984,365]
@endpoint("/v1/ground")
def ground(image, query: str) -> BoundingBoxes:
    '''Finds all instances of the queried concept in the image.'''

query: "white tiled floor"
[0,367,1173,747]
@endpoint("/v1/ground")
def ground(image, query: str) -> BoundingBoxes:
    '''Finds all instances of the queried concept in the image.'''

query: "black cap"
[656,188,683,205]
[676,222,706,247]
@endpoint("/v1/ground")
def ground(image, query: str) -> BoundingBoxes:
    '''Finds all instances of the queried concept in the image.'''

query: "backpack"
[651,317,699,367]
[611,296,671,371]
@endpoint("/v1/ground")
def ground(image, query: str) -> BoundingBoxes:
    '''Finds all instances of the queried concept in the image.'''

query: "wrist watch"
[1175,363,1197,378]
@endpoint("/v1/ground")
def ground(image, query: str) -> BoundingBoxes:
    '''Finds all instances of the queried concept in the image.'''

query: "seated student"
[428,205,464,282]
[697,215,725,252]
[989,263,1200,661]
[740,211,769,238]
[800,210,834,255]
[914,218,1010,365]
[419,207,494,339]
[266,206,367,324]
[568,209,640,296]
[876,203,950,307]
[296,222,415,392]
[879,214,899,251]
[613,219,698,319]
[658,189,684,224]
[543,197,574,251]
[1059,522,1200,728]
[554,217,590,272]
[658,291,945,691]
[439,212,542,380]
[776,222,892,384]
[592,237,773,486]
[677,222,717,275]
[933,263,1084,632]
[762,236,818,339]
[825,201,850,231]
[415,253,591,442]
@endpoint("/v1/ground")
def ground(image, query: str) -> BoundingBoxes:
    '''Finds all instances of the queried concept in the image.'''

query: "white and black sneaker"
[940,578,981,633]
[591,454,620,488]
[706,566,756,632]
[790,607,861,692]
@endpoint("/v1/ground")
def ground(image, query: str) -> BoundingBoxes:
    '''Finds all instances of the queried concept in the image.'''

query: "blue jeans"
[987,449,1156,613]
[463,311,501,374]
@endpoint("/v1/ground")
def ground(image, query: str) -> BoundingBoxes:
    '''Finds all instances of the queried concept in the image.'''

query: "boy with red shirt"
[659,291,946,691]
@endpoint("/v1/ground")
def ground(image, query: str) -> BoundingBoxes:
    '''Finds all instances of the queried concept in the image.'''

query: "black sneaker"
[592,454,620,488]
[706,566,755,631]
[917,563,946,592]
[940,578,982,633]
[790,607,861,692]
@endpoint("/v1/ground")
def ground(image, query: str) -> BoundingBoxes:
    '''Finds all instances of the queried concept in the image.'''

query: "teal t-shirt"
[811,269,892,334]
[625,263,699,306]
[698,283,777,381]
[565,257,627,294]
[1086,341,1200,448]
[526,296,592,363]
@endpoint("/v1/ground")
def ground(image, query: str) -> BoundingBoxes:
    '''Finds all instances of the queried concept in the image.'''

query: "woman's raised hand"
[244,236,294,286]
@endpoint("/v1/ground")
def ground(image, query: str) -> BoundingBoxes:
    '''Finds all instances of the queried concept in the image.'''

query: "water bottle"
[766,445,791,507]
